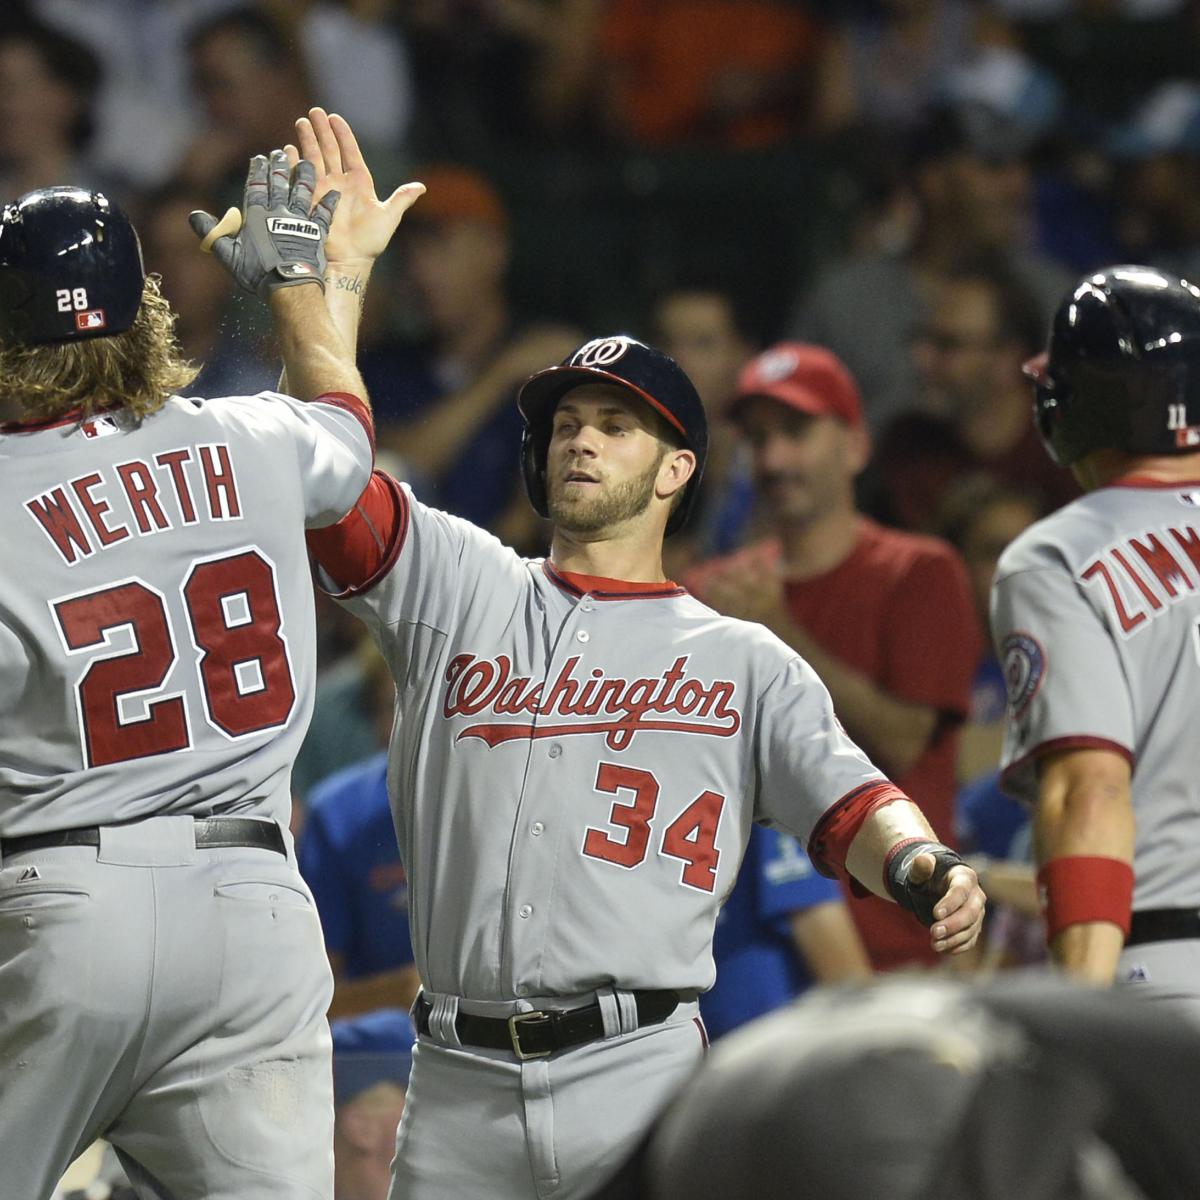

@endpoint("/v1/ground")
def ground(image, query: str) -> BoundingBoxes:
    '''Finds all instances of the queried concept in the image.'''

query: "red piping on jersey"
[543,561,686,599]
[999,735,1134,792]
[0,404,118,434]
[307,469,409,598]
[807,780,911,893]
[315,391,375,455]
[1107,474,1200,490]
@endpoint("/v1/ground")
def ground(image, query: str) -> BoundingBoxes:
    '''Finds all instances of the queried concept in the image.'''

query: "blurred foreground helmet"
[629,975,1200,1200]
[0,186,144,346]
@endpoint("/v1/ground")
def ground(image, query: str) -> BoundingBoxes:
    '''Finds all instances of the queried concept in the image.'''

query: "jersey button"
[519,904,533,919]
[580,601,594,612]
[548,743,562,759]
[531,821,545,836]
[576,630,590,643]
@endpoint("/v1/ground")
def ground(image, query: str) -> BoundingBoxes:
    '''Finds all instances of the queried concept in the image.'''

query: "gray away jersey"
[333,484,887,1002]
[992,479,1200,910]
[0,391,373,835]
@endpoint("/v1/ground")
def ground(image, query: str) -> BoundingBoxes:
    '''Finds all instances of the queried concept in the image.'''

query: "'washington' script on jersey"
[442,653,742,750]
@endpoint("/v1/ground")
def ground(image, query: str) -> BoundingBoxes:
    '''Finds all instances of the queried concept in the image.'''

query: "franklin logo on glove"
[189,148,338,300]
[266,216,321,240]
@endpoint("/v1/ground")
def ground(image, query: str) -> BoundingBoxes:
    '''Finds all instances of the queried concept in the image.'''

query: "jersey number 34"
[583,762,724,893]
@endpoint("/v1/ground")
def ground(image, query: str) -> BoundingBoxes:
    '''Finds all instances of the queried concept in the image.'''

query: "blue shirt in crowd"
[700,826,845,1040]
[298,752,414,978]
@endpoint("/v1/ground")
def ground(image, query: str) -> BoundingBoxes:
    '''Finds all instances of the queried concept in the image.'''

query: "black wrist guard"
[885,840,967,927]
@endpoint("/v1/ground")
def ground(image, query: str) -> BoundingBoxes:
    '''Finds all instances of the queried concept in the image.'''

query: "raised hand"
[190,150,338,299]
[285,107,423,269]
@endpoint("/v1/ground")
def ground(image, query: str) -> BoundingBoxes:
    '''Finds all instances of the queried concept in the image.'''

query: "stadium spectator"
[866,258,1078,531]
[651,281,762,570]
[182,6,314,201]
[331,1008,415,1200]
[371,163,579,539]
[299,748,420,1020]
[789,103,1072,434]
[27,0,240,190]
[0,15,112,200]
[686,343,979,972]
[1109,80,1200,280]
[544,0,836,147]
[701,826,870,1040]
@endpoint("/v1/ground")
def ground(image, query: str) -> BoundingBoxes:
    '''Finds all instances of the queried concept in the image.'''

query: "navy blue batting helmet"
[1028,265,1200,466]
[0,186,144,346]
[517,335,708,536]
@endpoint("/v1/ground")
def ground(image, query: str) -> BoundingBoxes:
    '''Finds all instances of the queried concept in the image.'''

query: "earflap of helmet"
[520,421,551,519]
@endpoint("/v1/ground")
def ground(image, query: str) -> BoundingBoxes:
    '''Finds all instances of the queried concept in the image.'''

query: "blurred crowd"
[24,0,1200,1195]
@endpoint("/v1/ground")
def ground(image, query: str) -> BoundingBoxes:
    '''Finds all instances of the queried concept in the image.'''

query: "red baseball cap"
[731,342,864,428]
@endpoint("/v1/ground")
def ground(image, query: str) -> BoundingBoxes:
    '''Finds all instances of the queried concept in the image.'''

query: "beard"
[547,457,662,535]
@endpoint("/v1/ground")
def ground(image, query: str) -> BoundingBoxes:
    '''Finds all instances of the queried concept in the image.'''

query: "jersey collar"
[0,403,121,435]
[543,561,686,600]
[1108,473,1200,490]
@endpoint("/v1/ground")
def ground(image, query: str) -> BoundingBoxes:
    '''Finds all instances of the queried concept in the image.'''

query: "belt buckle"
[507,1011,553,1060]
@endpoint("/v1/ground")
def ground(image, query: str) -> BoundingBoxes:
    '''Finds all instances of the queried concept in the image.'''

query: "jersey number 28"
[51,549,296,767]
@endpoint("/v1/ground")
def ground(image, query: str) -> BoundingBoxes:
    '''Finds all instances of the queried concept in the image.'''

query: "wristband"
[884,838,968,927]
[1036,856,1134,941]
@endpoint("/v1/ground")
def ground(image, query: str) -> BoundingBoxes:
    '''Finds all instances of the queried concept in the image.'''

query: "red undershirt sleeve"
[306,470,409,598]
[807,780,912,895]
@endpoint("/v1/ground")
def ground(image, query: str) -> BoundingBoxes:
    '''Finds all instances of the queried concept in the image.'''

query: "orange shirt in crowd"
[602,0,823,146]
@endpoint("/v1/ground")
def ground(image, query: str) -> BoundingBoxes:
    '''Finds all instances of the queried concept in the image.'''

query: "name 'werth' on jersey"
[0,390,373,836]
[25,441,245,564]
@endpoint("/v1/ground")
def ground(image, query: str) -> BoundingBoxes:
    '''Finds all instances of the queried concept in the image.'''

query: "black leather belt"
[0,817,285,858]
[415,989,679,1061]
[1127,908,1200,946]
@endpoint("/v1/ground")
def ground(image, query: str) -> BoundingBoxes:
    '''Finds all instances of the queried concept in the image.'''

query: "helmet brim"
[517,365,690,441]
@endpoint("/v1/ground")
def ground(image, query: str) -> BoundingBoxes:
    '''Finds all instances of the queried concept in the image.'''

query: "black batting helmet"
[1028,264,1200,466]
[0,186,144,346]
[517,335,708,536]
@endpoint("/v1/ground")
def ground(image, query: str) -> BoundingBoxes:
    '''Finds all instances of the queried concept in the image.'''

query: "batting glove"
[189,149,339,299]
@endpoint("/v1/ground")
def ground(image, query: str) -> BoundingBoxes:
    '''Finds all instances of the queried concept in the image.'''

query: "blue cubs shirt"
[700,825,844,1040]
[298,752,414,977]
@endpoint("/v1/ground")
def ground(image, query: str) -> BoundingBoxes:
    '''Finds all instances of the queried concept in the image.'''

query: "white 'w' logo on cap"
[572,336,638,368]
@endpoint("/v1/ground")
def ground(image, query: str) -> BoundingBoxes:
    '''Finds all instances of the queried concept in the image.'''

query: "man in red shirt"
[687,343,980,969]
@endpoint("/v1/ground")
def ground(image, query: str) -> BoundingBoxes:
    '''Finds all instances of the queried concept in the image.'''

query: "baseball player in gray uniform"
[992,265,1200,1014]
[0,151,420,1198]
[294,110,986,1200]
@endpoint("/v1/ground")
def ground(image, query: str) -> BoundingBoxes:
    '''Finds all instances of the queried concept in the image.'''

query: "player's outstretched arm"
[286,107,424,355]
[844,799,986,955]
[190,150,366,403]
[1034,747,1135,987]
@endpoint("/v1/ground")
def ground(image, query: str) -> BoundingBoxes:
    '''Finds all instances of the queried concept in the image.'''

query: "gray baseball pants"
[0,816,335,1199]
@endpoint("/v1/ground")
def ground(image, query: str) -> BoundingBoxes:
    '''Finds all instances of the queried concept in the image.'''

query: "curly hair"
[0,274,200,425]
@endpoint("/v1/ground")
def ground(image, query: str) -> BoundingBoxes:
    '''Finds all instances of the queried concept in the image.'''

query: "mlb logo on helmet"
[75,309,106,332]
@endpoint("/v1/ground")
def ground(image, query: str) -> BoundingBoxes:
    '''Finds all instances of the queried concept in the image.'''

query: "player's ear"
[658,447,696,499]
